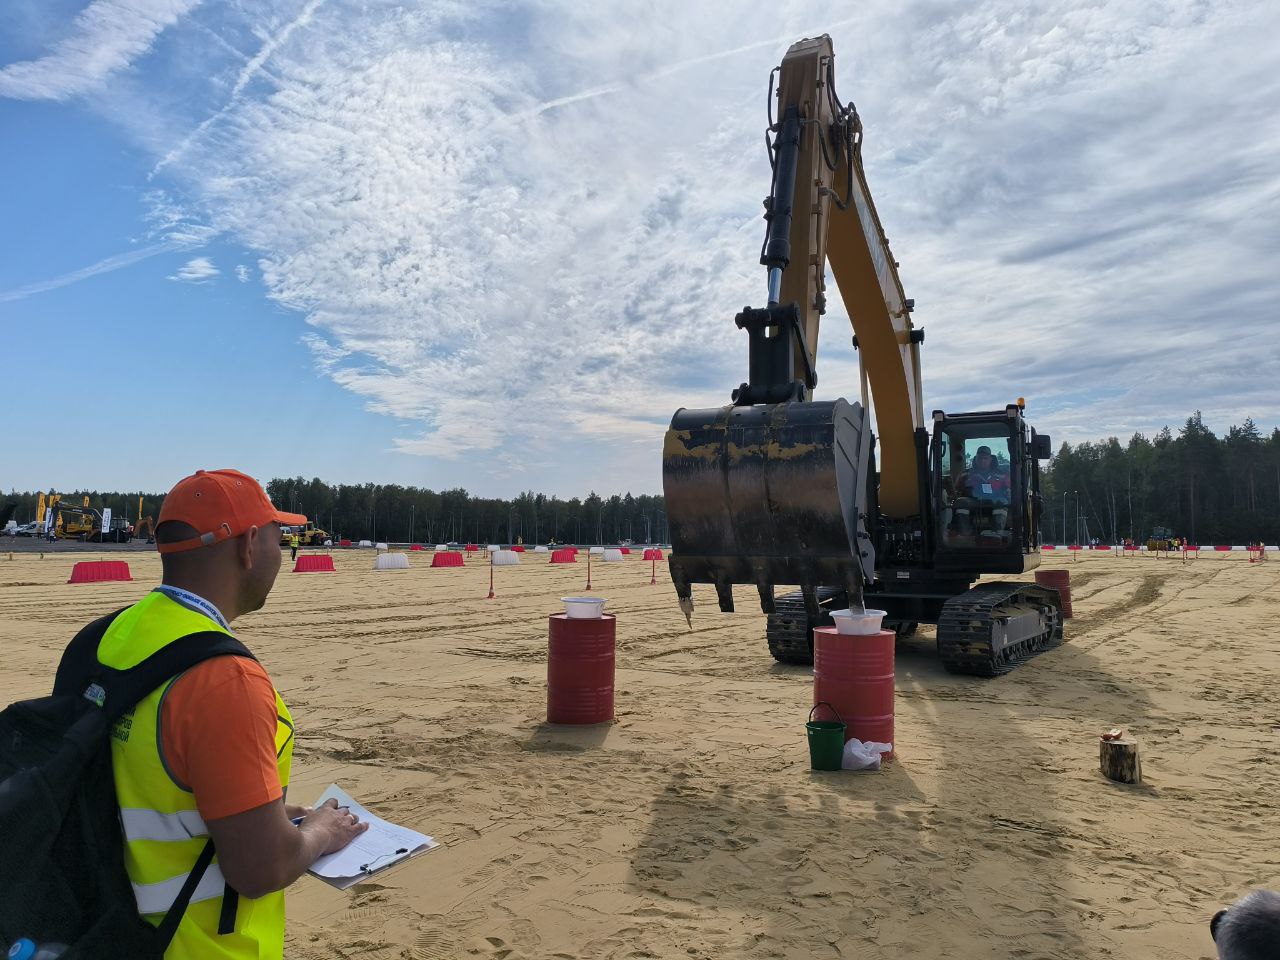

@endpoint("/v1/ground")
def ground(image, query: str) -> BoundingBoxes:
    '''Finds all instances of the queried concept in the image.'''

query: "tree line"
[7,410,1275,546]
[1,480,670,546]
[1042,412,1280,545]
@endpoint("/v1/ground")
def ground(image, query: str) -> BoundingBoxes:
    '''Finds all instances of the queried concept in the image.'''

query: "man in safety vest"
[101,468,367,958]
[289,531,300,561]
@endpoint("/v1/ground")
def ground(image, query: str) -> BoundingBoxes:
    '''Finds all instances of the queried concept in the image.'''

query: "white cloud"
[0,0,201,101]
[168,255,218,283]
[88,0,1280,489]
[235,263,250,282]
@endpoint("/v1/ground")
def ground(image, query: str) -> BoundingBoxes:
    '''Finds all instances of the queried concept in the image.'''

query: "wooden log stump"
[1100,735,1141,783]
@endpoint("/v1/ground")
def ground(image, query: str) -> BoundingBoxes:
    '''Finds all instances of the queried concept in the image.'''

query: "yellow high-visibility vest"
[99,591,294,959]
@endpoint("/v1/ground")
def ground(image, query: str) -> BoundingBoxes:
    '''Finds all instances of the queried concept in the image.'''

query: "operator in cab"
[954,445,1011,539]
[961,446,1009,502]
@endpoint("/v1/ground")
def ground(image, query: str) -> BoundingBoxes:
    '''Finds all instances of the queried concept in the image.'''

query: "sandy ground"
[2,548,1276,959]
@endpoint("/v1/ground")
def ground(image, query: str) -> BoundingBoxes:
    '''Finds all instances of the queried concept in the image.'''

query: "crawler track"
[766,588,842,664]
[936,582,1064,676]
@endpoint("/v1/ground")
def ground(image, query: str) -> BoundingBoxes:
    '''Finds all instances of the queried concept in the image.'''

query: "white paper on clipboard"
[306,784,438,889]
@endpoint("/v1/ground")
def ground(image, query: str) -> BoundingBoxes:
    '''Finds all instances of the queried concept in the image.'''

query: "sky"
[2,0,1278,498]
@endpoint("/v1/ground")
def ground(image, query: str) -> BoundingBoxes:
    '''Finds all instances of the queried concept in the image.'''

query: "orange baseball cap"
[156,468,307,554]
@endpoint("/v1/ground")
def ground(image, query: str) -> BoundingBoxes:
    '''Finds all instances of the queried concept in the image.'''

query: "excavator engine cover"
[663,398,873,615]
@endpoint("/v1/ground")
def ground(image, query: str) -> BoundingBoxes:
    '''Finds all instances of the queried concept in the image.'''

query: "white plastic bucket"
[562,597,606,619]
[829,608,888,635]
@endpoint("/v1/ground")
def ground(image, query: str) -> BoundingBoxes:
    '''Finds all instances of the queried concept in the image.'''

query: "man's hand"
[300,797,369,855]
[284,802,312,821]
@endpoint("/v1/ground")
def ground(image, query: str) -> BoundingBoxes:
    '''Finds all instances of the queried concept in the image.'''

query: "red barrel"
[1035,570,1072,618]
[813,626,894,757]
[548,614,615,724]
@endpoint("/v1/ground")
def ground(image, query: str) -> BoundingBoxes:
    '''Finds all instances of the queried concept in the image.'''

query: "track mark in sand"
[413,926,459,960]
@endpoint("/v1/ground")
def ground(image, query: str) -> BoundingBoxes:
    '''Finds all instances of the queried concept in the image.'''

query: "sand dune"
[2,548,1273,959]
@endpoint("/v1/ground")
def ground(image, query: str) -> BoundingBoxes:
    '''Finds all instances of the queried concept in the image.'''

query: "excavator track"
[766,588,841,664]
[936,582,1063,676]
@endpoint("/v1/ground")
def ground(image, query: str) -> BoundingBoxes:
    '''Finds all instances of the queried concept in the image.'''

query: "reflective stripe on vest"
[100,591,294,960]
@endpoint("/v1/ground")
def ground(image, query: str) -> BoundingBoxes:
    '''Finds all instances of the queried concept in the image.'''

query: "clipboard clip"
[359,848,409,874]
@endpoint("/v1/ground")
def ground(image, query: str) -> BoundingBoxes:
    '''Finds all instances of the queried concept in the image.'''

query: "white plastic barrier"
[434,543,448,551]
[533,545,549,553]
[373,552,410,570]
[492,549,520,565]
[375,542,389,551]
[358,539,373,548]
[487,544,501,552]
[589,546,605,555]
[603,549,624,562]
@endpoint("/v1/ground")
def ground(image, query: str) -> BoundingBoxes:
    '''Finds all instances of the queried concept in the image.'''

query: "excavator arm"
[662,35,925,622]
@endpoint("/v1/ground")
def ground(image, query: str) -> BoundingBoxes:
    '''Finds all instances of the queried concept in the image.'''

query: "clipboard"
[305,784,438,889]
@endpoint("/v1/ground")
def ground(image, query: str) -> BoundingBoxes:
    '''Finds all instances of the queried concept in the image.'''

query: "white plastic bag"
[841,737,893,771]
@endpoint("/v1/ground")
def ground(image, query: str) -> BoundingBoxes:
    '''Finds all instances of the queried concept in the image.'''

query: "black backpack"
[0,608,253,958]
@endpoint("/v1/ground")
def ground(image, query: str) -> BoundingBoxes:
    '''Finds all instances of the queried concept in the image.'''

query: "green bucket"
[807,702,846,771]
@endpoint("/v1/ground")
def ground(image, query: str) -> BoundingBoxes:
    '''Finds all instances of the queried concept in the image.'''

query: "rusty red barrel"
[1035,569,1073,618]
[813,626,894,757]
[548,613,615,724]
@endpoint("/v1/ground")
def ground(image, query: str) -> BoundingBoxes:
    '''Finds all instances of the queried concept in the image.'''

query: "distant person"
[60,469,368,957]
[289,530,300,561]
[1212,889,1280,959]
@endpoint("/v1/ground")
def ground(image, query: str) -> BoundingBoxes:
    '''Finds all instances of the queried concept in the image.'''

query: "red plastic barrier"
[812,626,894,757]
[465,543,478,552]
[68,560,133,584]
[1213,545,1231,551]
[431,551,465,567]
[1041,545,1056,551]
[510,545,526,553]
[339,539,352,547]
[550,548,576,563]
[293,555,335,573]
[548,614,615,724]
[642,548,664,560]
[619,547,631,555]
[410,544,425,551]
[1067,545,1082,551]
[1091,545,1110,550]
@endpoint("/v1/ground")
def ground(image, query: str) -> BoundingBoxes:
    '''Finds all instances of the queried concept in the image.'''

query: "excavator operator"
[954,446,1010,539]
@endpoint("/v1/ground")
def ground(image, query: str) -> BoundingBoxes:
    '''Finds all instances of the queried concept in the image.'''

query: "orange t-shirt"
[159,655,286,822]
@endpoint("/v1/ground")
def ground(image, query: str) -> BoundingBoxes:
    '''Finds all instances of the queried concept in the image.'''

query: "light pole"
[1062,491,1067,545]
[410,503,415,544]
[1073,490,1080,545]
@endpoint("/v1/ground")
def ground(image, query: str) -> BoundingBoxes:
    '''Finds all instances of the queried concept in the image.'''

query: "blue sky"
[3,0,1278,498]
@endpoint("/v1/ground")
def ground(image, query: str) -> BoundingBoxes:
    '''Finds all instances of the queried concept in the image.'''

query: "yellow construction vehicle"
[280,520,330,547]
[35,492,133,542]
[663,36,1060,675]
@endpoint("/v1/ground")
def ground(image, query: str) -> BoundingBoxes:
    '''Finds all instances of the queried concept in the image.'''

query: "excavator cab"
[931,405,1050,574]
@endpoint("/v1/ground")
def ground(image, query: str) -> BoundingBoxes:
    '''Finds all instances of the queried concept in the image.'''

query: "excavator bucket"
[663,398,874,620]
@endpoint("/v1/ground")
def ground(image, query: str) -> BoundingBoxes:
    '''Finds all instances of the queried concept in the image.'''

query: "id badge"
[981,483,992,494]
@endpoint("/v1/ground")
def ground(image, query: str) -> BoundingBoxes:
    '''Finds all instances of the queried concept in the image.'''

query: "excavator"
[662,36,1062,676]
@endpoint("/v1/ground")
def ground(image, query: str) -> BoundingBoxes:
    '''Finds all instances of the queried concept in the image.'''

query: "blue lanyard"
[153,585,230,631]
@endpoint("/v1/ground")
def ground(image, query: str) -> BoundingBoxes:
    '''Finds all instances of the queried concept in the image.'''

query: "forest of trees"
[1042,413,1280,545]
[6,411,1276,546]
[1,480,669,546]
